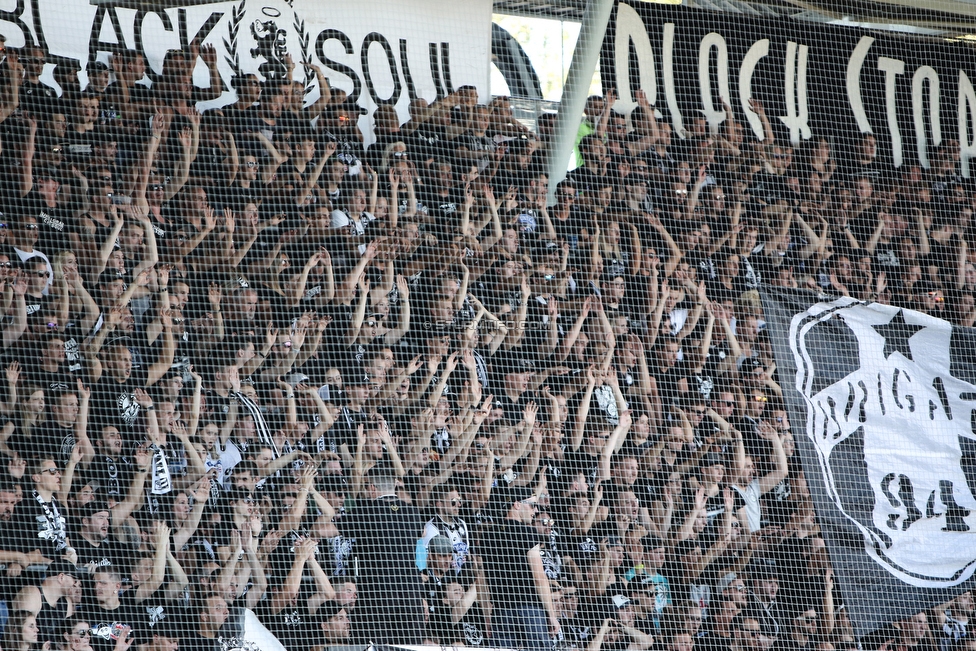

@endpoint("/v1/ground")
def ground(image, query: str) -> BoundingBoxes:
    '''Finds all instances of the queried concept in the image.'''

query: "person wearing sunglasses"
[421,483,470,573]
[481,486,561,649]
[420,534,483,647]
[10,456,77,566]
[10,559,82,644]
[10,215,54,292]
[56,615,96,651]
[730,615,763,651]
[23,258,51,315]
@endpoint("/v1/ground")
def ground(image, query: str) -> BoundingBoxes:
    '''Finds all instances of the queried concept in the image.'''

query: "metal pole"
[546,0,615,206]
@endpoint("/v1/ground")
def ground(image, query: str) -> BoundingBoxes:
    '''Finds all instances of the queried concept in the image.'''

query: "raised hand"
[192,478,210,502]
[208,283,221,308]
[395,274,409,299]
[133,388,153,409]
[134,444,152,472]
[177,127,191,150]
[523,401,539,429]
[5,361,19,385]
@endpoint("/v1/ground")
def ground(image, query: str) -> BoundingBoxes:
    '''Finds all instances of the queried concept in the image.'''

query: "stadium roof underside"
[492,0,976,38]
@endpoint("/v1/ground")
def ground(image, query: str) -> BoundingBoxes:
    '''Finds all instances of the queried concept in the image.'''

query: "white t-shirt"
[734,479,763,532]
[330,209,375,236]
[331,209,376,254]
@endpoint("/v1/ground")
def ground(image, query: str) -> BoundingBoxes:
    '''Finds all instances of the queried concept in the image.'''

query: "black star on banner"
[871,309,925,361]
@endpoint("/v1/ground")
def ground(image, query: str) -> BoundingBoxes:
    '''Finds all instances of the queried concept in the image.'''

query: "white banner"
[0,0,491,128]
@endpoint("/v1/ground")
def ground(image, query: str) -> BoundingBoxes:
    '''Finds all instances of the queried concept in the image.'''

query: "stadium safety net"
[0,0,970,650]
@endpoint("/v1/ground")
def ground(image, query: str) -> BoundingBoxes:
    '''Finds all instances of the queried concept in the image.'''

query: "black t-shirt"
[178,632,219,651]
[25,193,70,254]
[89,454,132,501]
[136,586,190,644]
[64,129,95,165]
[257,591,313,649]
[337,495,425,643]
[20,80,59,117]
[91,367,148,433]
[22,358,73,392]
[23,291,49,321]
[454,132,496,172]
[407,124,449,161]
[496,392,531,426]
[30,422,77,464]
[481,518,542,609]
[424,570,486,646]
[73,533,126,574]
[563,450,601,490]
[11,491,70,559]
[89,595,142,651]
[552,214,585,250]
[36,594,70,644]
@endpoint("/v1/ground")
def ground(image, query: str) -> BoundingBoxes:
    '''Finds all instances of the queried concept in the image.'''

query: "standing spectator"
[339,466,425,644]
[421,482,470,571]
[180,593,229,651]
[940,593,973,651]
[12,456,77,565]
[482,487,560,650]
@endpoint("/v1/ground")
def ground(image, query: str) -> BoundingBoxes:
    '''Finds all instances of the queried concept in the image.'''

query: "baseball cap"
[716,571,739,594]
[284,372,310,387]
[334,99,366,116]
[97,269,124,286]
[318,474,348,496]
[34,165,59,181]
[317,600,345,623]
[748,557,778,581]
[643,533,665,550]
[344,372,371,387]
[701,451,724,467]
[151,616,183,641]
[492,351,535,377]
[506,485,537,508]
[611,594,632,610]
[428,535,453,556]
[47,560,79,579]
[83,499,111,518]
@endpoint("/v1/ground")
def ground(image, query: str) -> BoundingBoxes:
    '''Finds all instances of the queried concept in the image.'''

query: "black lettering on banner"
[315,28,362,103]
[882,472,901,531]
[892,368,916,412]
[940,481,970,532]
[877,373,886,415]
[0,0,33,49]
[429,42,444,98]
[439,42,453,94]
[399,38,419,101]
[857,380,868,423]
[178,9,223,53]
[87,5,126,66]
[602,2,976,174]
[29,0,47,49]
[826,396,840,439]
[844,382,856,422]
[933,376,953,420]
[361,32,401,105]
[882,473,923,531]
[133,10,175,66]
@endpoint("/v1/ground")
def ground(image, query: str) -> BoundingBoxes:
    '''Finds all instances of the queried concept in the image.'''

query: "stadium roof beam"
[492,0,976,37]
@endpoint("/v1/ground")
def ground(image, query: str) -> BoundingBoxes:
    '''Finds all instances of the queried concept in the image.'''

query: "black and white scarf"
[234,392,279,458]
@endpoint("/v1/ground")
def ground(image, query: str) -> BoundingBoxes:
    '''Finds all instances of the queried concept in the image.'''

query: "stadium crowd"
[0,32,968,651]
